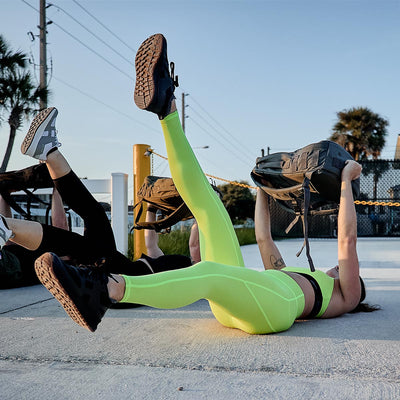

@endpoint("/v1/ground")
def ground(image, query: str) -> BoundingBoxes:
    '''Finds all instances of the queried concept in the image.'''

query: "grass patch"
[235,227,256,246]
[158,229,192,256]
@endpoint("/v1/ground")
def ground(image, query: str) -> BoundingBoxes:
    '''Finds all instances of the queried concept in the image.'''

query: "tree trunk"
[1,106,22,173]
[0,125,17,173]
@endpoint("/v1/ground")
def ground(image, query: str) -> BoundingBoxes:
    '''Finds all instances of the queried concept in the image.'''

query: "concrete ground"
[1,238,400,399]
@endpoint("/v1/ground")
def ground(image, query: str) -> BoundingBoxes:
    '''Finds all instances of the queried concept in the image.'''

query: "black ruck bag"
[0,163,54,220]
[251,140,360,271]
[133,176,194,232]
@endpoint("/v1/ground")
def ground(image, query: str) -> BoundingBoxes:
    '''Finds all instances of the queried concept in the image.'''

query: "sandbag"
[133,176,193,232]
[251,140,360,271]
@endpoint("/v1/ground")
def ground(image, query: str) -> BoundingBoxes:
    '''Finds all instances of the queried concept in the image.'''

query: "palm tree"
[361,160,390,200]
[329,107,389,160]
[0,35,48,172]
[0,35,26,73]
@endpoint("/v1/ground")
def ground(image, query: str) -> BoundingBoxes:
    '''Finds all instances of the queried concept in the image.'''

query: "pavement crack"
[1,356,400,384]
[0,297,54,315]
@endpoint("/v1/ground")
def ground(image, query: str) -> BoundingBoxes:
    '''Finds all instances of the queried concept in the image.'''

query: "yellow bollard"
[133,144,151,260]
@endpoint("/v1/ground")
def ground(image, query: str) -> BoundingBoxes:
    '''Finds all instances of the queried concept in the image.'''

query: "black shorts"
[138,253,192,273]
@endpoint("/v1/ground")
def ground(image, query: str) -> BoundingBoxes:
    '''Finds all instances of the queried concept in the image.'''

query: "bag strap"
[285,213,301,234]
[0,191,31,219]
[0,190,72,228]
[260,183,304,202]
[295,178,315,272]
[133,202,145,227]
[133,202,192,232]
[309,208,338,216]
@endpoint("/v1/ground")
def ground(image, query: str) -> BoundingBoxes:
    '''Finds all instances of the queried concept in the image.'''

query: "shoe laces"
[78,257,118,283]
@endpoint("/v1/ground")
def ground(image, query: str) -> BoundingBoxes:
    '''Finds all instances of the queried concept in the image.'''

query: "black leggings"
[39,171,117,262]
[7,171,190,277]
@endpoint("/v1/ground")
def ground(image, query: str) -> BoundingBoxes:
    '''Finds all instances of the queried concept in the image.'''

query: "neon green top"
[283,267,335,317]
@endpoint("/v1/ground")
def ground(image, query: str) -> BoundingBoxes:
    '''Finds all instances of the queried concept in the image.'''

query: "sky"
[1,0,399,204]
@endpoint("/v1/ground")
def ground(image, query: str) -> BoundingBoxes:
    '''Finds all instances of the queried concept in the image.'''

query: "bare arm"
[0,194,12,218]
[51,188,69,230]
[189,221,201,264]
[144,210,164,258]
[255,188,286,270]
[336,160,362,311]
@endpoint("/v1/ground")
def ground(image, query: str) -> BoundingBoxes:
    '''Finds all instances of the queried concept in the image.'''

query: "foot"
[0,214,13,249]
[34,252,112,332]
[21,107,61,161]
[134,33,179,119]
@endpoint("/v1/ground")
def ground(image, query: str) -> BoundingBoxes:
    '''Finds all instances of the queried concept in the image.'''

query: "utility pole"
[181,92,186,133]
[39,0,47,109]
[181,92,189,134]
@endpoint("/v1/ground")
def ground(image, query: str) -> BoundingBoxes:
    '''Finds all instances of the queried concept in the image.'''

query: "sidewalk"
[1,238,400,399]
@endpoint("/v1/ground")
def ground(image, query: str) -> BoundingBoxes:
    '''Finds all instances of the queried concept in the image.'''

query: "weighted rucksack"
[251,140,360,271]
[133,176,194,232]
[0,163,55,220]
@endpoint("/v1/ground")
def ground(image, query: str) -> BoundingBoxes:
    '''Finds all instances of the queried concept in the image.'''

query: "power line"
[49,2,134,66]
[53,75,160,136]
[21,0,134,81]
[175,91,254,166]
[21,0,38,13]
[192,149,233,177]
[21,0,161,140]
[53,81,241,178]
[71,0,137,54]
[188,108,253,168]
[176,87,256,165]
[50,20,134,81]
[189,94,255,156]
[189,116,252,168]
[188,104,253,165]
[20,0,253,172]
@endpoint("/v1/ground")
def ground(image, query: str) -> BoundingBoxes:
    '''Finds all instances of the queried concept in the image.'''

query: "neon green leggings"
[121,112,304,334]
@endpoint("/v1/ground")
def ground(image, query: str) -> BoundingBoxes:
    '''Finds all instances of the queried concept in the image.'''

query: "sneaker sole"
[21,107,57,157]
[134,33,164,110]
[34,253,94,332]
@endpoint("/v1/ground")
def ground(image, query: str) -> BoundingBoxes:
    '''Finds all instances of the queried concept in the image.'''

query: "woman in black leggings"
[0,108,191,284]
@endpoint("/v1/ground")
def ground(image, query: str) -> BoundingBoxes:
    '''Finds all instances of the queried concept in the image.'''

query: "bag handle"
[133,202,192,232]
[259,183,304,198]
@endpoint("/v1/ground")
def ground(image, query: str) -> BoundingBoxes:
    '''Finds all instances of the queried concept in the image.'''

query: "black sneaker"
[34,252,112,332]
[93,256,143,309]
[134,33,179,119]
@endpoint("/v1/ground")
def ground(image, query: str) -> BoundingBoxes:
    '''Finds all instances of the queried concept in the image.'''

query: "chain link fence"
[270,159,400,238]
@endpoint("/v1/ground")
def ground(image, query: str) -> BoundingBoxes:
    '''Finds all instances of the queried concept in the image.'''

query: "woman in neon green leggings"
[34,34,378,334]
